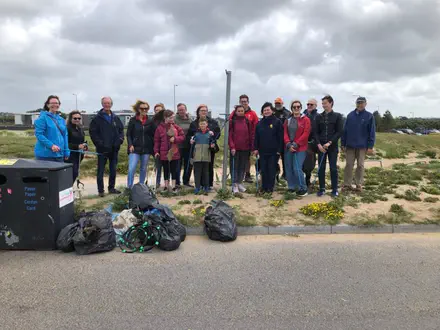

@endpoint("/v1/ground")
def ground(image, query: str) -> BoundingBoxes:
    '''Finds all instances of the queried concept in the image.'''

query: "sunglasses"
[139,107,149,111]
[72,117,81,120]
[307,103,315,106]
[292,106,301,109]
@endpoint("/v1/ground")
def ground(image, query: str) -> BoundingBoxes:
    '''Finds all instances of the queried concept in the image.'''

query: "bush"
[395,189,422,202]
[389,204,405,215]
[215,188,233,201]
[421,186,440,195]
[423,150,437,159]
[192,199,203,205]
[178,200,192,205]
[424,197,440,203]
[299,202,344,225]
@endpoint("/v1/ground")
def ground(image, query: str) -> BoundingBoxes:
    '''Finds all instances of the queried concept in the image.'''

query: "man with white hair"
[89,96,125,197]
[303,98,319,188]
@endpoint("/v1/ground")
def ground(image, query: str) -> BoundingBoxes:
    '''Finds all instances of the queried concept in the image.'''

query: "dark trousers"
[303,145,317,187]
[318,148,339,192]
[97,150,119,193]
[66,152,83,184]
[193,162,210,189]
[176,147,192,185]
[260,153,278,192]
[202,152,216,187]
[162,160,178,181]
[230,151,250,184]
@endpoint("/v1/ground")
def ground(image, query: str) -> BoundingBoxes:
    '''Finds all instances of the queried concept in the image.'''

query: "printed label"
[59,187,74,208]
[0,159,18,166]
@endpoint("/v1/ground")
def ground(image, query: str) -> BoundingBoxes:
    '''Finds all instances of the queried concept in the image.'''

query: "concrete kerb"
[184,224,440,236]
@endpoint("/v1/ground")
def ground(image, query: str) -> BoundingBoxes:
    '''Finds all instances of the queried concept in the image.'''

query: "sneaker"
[99,192,105,198]
[184,183,194,188]
[109,189,121,194]
[163,187,168,192]
[175,184,181,189]
[331,191,339,197]
[203,187,209,195]
[208,186,214,192]
[232,184,239,194]
[317,190,326,197]
[194,188,200,194]
[172,187,179,193]
[238,184,247,193]
[297,189,308,197]
[245,174,253,183]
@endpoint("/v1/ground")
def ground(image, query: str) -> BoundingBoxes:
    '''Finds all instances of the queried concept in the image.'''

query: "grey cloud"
[0,0,58,18]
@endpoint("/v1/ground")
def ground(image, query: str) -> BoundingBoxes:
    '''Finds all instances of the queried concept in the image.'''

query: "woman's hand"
[253,150,259,157]
[318,144,326,153]
[155,153,160,158]
[65,156,69,161]
[209,131,214,136]
[129,146,134,153]
[190,138,195,145]
[289,146,296,153]
[211,144,215,148]
[231,149,236,156]
[170,137,175,143]
[51,145,61,153]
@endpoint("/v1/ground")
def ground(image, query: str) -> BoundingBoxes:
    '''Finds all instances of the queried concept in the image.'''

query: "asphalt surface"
[1,234,440,330]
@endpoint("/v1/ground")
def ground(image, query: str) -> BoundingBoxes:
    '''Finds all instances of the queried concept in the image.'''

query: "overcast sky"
[1,0,439,117]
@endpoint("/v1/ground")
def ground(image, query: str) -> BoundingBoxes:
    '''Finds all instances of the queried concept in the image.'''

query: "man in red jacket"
[283,100,311,197]
[229,94,259,182]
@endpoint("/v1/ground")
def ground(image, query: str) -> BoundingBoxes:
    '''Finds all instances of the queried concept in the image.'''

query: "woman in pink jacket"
[154,110,185,192]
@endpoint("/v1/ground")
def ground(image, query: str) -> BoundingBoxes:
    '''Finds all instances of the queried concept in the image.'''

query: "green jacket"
[174,114,192,149]
[192,130,213,162]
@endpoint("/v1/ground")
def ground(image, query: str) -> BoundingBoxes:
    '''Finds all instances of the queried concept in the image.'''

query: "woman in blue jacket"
[34,95,70,162]
[253,102,283,193]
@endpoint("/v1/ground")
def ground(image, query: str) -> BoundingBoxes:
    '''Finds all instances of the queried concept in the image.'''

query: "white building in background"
[14,114,40,126]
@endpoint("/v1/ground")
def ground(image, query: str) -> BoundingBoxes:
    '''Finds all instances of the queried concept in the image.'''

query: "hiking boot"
[232,184,239,194]
[331,191,339,198]
[109,188,121,195]
[317,190,326,197]
[99,192,105,198]
[297,189,308,197]
[245,173,253,183]
[238,184,247,193]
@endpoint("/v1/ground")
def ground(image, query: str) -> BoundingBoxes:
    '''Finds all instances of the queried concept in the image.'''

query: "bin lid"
[0,158,72,170]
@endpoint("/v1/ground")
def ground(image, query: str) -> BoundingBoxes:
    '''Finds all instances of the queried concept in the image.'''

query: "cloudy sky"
[1,0,439,117]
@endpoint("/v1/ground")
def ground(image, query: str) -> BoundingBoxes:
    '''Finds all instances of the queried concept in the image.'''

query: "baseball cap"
[274,97,283,104]
[356,96,367,103]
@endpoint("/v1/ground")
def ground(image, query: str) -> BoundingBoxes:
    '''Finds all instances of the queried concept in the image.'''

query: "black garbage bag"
[154,204,186,242]
[148,214,182,251]
[204,200,237,242]
[57,223,80,252]
[73,211,116,255]
[130,183,159,210]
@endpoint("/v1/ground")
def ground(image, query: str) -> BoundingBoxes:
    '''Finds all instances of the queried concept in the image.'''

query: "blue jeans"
[285,150,307,191]
[36,157,64,163]
[318,148,339,192]
[127,153,150,188]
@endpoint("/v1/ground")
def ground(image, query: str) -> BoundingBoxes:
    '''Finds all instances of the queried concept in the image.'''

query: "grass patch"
[261,218,282,227]
[235,213,257,226]
[215,188,234,201]
[424,197,440,203]
[346,213,384,227]
[178,200,192,205]
[175,214,202,227]
[192,199,203,205]
[299,202,344,225]
[421,185,440,195]
[395,189,422,202]
[283,191,298,201]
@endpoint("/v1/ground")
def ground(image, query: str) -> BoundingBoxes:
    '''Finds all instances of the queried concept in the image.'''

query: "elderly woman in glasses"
[66,110,87,184]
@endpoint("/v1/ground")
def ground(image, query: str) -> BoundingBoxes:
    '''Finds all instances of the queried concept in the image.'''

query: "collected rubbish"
[57,211,116,255]
[130,183,158,209]
[113,209,138,231]
[204,200,237,242]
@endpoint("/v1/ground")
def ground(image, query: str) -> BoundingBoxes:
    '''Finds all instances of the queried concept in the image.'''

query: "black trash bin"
[0,159,74,250]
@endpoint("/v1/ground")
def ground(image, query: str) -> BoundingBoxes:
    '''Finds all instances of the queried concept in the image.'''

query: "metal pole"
[173,84,178,111]
[222,70,232,190]
[73,93,78,110]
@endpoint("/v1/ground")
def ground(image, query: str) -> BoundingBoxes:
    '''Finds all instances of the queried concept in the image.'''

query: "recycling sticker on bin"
[0,159,18,166]
[59,187,74,208]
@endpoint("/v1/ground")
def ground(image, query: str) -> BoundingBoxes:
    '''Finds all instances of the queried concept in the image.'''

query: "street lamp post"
[173,84,178,111]
[72,93,78,110]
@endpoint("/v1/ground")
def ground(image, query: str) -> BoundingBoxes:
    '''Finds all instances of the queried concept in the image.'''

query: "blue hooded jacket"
[34,111,70,159]
[341,109,376,149]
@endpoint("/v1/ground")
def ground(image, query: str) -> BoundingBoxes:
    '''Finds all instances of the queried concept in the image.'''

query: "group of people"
[34,93,376,198]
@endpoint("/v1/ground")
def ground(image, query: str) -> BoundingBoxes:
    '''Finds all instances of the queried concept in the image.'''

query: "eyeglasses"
[292,106,301,109]
[307,103,315,106]
[72,117,81,120]
[139,107,149,111]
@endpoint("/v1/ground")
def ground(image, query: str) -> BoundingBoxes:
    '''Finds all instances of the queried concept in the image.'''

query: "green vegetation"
[424,197,440,203]
[395,189,422,202]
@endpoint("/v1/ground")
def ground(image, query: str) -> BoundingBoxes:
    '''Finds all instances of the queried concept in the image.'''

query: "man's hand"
[51,145,61,153]
[209,131,214,136]
[289,146,296,153]
[210,144,215,148]
[323,142,331,150]
[169,137,175,143]
[190,139,195,145]
[318,144,326,153]
[129,146,134,153]
[253,150,259,157]
[367,148,374,155]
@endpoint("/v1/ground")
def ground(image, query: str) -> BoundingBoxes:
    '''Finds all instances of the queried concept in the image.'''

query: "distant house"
[14,114,40,126]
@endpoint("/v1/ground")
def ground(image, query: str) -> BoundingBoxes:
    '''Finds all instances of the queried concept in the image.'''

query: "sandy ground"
[76,154,439,225]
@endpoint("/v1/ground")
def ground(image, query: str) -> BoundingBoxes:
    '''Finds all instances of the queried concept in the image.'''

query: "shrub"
[192,199,203,205]
[299,202,344,225]
[421,186,440,195]
[423,150,437,159]
[389,204,405,215]
[215,188,233,201]
[424,197,439,203]
[395,189,422,202]
[269,200,285,208]
[178,200,192,205]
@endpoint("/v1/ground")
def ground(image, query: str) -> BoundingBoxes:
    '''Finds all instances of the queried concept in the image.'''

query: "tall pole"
[173,84,178,111]
[222,70,232,190]
[73,93,78,110]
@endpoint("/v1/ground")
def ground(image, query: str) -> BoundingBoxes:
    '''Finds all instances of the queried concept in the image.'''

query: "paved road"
[1,234,440,330]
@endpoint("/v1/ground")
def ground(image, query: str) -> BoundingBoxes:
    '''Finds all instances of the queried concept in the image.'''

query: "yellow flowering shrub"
[299,202,344,224]
[269,199,285,208]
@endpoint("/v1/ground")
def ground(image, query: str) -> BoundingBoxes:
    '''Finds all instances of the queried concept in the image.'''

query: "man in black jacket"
[273,97,291,181]
[314,95,343,197]
[89,97,125,197]
[302,98,319,188]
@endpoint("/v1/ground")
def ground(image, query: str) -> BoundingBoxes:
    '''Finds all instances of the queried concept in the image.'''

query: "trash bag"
[154,204,186,242]
[73,211,116,255]
[148,214,182,251]
[57,223,79,252]
[204,200,237,242]
[130,183,159,210]
[113,209,138,230]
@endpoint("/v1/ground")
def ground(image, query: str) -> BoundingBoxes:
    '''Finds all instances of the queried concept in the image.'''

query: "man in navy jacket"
[89,96,125,197]
[341,96,376,192]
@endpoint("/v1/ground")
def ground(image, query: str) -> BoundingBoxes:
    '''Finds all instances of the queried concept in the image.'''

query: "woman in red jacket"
[284,100,311,197]
[154,110,185,192]
[229,104,255,193]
